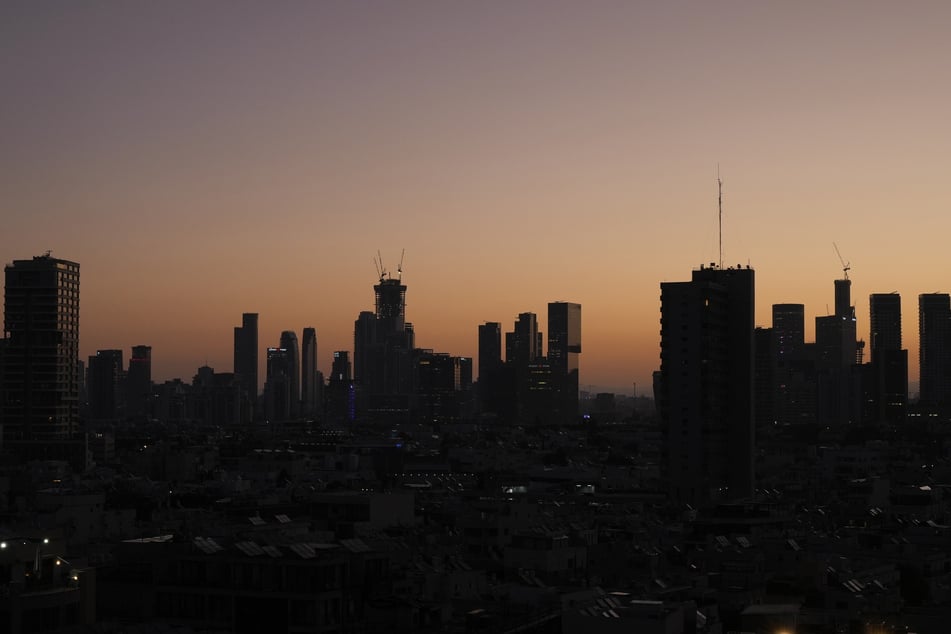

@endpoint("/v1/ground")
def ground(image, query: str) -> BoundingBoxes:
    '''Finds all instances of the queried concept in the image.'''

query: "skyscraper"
[87,349,124,420]
[126,345,152,419]
[264,346,291,422]
[656,265,755,505]
[815,276,858,424]
[919,293,951,412]
[548,302,581,422]
[280,330,300,418]
[478,322,502,413]
[869,293,907,423]
[772,304,805,360]
[233,313,258,408]
[2,254,81,441]
[301,327,317,417]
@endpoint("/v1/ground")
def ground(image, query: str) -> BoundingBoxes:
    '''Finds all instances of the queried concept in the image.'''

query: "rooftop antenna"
[717,166,723,270]
[397,248,405,281]
[833,242,850,280]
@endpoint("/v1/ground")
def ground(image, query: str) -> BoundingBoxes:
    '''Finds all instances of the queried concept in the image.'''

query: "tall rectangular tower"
[869,293,906,423]
[127,345,152,419]
[280,330,300,418]
[301,327,317,417]
[233,313,258,405]
[2,254,81,440]
[657,265,754,505]
[919,293,951,412]
[548,302,581,422]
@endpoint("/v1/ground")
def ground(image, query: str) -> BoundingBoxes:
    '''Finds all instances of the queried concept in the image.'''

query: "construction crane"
[397,249,405,280]
[833,242,850,280]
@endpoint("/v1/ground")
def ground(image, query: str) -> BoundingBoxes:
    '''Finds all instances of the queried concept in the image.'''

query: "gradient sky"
[3,2,951,395]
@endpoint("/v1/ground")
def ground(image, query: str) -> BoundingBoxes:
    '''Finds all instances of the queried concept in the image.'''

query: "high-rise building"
[815,276,858,424]
[126,345,152,419]
[233,313,258,408]
[772,304,805,360]
[2,254,81,441]
[919,293,951,412]
[87,349,124,420]
[328,351,354,422]
[478,322,503,414]
[656,265,755,505]
[548,302,581,422]
[301,327,317,417]
[280,330,300,418]
[264,346,291,422]
[868,293,907,423]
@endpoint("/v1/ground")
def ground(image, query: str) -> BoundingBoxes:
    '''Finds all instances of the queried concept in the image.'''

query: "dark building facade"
[547,302,581,423]
[656,265,755,506]
[233,313,259,412]
[868,293,907,423]
[301,327,318,417]
[2,254,81,441]
[265,347,292,422]
[477,322,503,415]
[280,330,300,418]
[918,293,951,414]
[126,344,152,419]
[87,349,124,420]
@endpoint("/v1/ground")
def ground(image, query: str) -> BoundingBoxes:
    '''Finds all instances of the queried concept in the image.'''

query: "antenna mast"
[717,166,723,269]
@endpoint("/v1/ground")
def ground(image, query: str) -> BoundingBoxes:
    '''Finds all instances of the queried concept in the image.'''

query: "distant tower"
[869,293,907,423]
[234,313,258,407]
[656,265,755,505]
[126,345,152,419]
[918,293,951,412]
[478,322,502,413]
[328,351,355,422]
[264,346,291,421]
[3,254,81,441]
[772,304,805,359]
[301,327,317,417]
[87,349,124,420]
[280,330,300,417]
[548,302,582,422]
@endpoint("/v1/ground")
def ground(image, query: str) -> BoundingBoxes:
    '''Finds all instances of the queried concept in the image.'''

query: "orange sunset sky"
[3,2,950,395]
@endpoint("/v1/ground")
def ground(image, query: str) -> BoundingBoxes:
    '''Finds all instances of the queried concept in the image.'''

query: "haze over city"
[4,2,951,393]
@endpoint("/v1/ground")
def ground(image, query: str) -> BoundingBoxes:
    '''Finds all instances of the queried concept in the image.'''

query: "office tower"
[870,293,902,361]
[126,345,152,419]
[815,275,858,424]
[264,347,291,421]
[301,327,317,417]
[548,302,582,422]
[507,313,539,367]
[868,293,907,423]
[354,269,415,418]
[280,330,300,417]
[919,293,951,412]
[328,351,354,422]
[656,265,755,505]
[2,254,81,441]
[772,304,805,360]
[233,313,258,406]
[354,311,378,389]
[87,349,124,420]
[478,322,502,413]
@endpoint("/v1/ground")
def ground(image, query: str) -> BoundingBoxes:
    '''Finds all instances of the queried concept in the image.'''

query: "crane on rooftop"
[833,242,850,280]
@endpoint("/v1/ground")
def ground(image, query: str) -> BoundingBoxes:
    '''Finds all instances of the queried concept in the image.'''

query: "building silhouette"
[233,313,258,413]
[815,276,859,424]
[868,293,907,423]
[770,303,815,426]
[477,322,503,415]
[87,349,124,420]
[656,265,755,506]
[547,302,581,423]
[2,254,81,442]
[264,346,291,422]
[126,345,152,419]
[918,293,951,414]
[301,327,318,417]
[279,330,300,418]
[353,271,415,418]
[327,350,354,422]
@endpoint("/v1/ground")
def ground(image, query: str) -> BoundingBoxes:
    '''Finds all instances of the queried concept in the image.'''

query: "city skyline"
[5,3,951,393]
